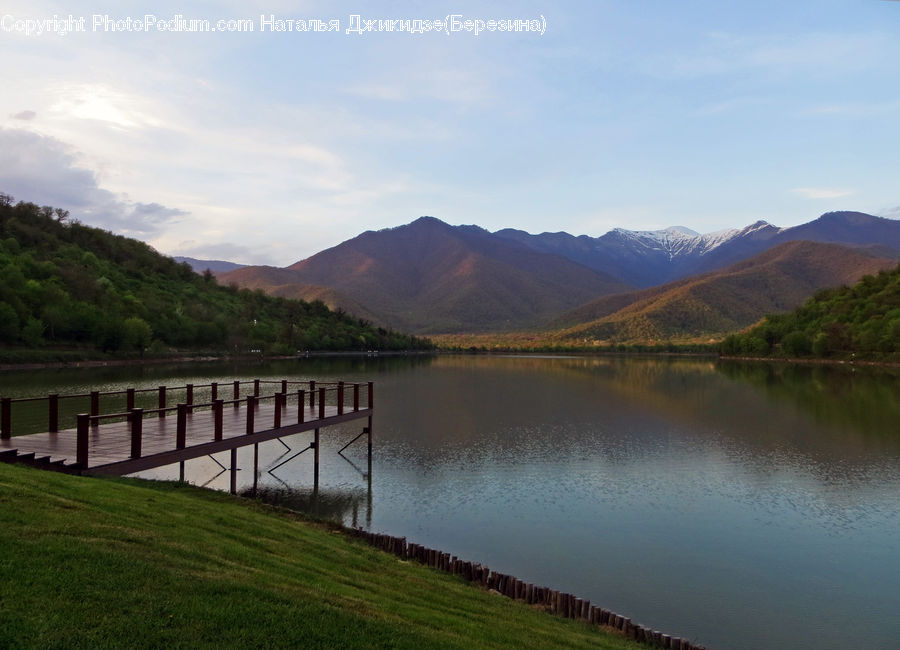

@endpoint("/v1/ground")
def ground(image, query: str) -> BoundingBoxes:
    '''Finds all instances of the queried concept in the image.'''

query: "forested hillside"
[721,263,900,360]
[0,194,433,357]
[554,241,895,345]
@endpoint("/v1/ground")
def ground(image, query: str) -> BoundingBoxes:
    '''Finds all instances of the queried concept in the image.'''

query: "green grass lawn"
[0,463,640,649]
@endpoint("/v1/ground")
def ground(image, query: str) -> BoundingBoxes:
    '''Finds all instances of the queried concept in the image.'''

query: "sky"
[1,0,899,266]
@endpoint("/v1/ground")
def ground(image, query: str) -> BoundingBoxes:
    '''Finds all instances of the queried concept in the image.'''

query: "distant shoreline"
[4,349,898,372]
[0,350,436,372]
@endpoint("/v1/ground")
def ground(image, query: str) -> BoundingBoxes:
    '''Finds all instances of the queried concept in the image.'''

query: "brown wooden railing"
[2,379,373,470]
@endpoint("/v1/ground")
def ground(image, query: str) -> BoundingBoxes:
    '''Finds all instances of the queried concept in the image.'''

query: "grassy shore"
[0,463,639,649]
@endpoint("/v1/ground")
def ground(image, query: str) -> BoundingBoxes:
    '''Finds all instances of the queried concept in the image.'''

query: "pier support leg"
[367,415,373,464]
[253,443,259,496]
[366,408,373,528]
[179,462,185,482]
[314,427,320,490]
[230,448,237,494]
[366,461,373,529]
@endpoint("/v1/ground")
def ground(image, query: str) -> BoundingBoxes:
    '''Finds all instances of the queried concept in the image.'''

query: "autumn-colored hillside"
[554,241,897,344]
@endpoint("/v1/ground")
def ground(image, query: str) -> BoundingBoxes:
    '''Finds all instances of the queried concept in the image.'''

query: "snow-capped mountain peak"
[610,225,747,259]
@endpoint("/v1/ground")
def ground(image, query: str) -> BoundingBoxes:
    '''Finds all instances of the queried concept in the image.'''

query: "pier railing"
[1,379,373,469]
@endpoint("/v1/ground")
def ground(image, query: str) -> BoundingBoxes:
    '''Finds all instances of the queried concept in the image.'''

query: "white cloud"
[170,240,258,265]
[881,205,900,220]
[791,187,854,200]
[649,31,895,79]
[49,84,169,131]
[801,101,900,118]
[0,127,187,236]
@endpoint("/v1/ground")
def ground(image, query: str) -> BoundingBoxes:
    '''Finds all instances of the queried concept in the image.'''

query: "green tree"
[782,331,811,357]
[0,302,20,342]
[21,316,45,347]
[122,317,153,354]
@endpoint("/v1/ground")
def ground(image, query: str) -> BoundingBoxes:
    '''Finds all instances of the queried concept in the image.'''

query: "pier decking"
[0,379,373,492]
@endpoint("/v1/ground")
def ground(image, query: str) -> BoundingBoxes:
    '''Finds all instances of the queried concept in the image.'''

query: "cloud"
[49,84,168,132]
[0,127,187,236]
[170,241,263,266]
[650,31,894,80]
[11,110,36,121]
[801,101,900,118]
[791,187,854,200]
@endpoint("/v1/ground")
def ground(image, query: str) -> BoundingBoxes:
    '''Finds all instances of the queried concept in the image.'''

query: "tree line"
[0,193,435,357]
[720,263,900,361]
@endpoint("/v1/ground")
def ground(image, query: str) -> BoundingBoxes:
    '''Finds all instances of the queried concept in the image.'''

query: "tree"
[0,303,20,342]
[122,317,152,354]
[21,316,45,347]
[782,330,811,357]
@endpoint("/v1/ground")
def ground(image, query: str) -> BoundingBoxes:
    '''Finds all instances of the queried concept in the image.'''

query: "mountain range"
[219,217,630,334]
[496,211,900,287]
[207,211,900,339]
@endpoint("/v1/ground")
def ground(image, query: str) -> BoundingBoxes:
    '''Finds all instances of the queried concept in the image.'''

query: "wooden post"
[298,390,305,423]
[186,384,193,413]
[176,404,187,449]
[90,391,100,427]
[233,380,240,408]
[367,414,373,462]
[230,448,237,494]
[274,393,282,429]
[368,381,374,409]
[309,380,315,408]
[213,399,223,441]
[337,381,344,415]
[48,394,59,433]
[281,379,287,394]
[246,396,255,434]
[253,443,259,496]
[130,408,143,458]
[76,414,89,467]
[126,388,135,412]
[314,427,320,486]
[1,397,11,439]
[318,387,325,420]
[158,386,166,419]
[253,379,259,397]
[211,382,218,401]
[353,384,359,411]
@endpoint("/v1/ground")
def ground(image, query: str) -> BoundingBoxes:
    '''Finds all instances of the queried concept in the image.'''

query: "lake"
[2,355,899,650]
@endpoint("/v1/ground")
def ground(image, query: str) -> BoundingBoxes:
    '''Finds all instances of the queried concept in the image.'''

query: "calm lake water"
[2,355,899,650]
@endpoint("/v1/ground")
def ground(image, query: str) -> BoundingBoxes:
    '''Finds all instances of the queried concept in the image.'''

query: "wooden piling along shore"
[0,379,373,491]
[349,529,707,650]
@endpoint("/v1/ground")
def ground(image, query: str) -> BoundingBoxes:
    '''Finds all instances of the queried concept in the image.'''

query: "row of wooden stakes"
[348,529,707,650]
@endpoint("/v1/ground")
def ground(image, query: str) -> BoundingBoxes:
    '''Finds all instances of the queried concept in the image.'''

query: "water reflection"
[718,359,900,441]
[245,485,372,529]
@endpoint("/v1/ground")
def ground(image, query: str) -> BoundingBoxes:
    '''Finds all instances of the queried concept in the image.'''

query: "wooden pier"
[0,379,373,493]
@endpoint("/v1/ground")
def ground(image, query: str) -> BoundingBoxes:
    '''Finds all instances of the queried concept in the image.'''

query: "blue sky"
[1,0,899,265]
